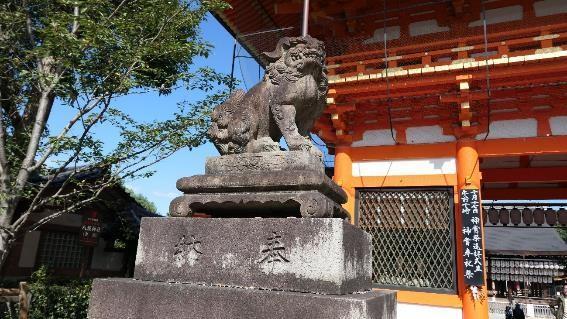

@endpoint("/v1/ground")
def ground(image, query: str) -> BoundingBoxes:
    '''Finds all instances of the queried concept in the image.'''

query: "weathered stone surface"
[134,218,372,295]
[88,278,397,319]
[172,151,347,219]
[169,190,348,218]
[208,36,328,156]
[205,151,324,175]
[176,170,347,204]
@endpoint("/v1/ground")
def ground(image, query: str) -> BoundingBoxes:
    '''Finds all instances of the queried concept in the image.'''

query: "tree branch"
[23,0,36,48]
[16,177,116,234]
[0,65,25,133]
[107,0,130,20]
[14,89,54,192]
[30,95,104,172]
[20,98,112,222]
[0,94,8,173]
[147,8,183,44]
[31,56,142,170]
[11,168,109,232]
[71,3,80,34]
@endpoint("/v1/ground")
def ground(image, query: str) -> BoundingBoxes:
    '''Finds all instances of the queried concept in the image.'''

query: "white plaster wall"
[364,26,401,44]
[352,129,397,147]
[398,303,462,319]
[475,119,538,140]
[406,125,456,144]
[534,0,567,17]
[409,19,450,37]
[90,239,124,271]
[469,5,523,27]
[352,158,456,177]
[550,116,567,136]
[18,231,41,268]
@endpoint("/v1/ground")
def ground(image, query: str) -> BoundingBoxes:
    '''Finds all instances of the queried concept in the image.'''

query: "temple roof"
[213,0,567,61]
[485,227,567,256]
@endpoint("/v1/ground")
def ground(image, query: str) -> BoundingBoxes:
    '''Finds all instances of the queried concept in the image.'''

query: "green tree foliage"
[28,266,91,319]
[125,188,157,213]
[0,0,231,270]
[558,227,567,242]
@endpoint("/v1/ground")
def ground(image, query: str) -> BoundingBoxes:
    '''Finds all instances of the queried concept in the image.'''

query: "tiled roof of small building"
[485,227,567,256]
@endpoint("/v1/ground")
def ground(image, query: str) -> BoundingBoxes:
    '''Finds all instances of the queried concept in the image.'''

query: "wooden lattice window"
[37,231,84,269]
[356,188,457,293]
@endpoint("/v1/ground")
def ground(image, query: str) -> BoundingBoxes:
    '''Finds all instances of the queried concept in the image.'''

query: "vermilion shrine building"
[213,1,567,318]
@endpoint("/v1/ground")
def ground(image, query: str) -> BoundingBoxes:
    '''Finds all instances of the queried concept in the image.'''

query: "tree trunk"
[0,226,14,274]
[0,194,16,274]
[0,84,56,273]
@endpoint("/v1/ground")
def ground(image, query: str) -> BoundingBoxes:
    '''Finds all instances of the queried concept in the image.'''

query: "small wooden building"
[483,202,567,300]
[1,167,158,280]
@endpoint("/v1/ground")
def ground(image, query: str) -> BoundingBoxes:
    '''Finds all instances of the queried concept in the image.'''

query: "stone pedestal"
[89,150,396,318]
[169,151,349,219]
[89,279,395,319]
[88,218,397,319]
[133,218,372,294]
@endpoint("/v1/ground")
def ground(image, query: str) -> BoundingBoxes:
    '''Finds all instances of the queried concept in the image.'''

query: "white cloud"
[151,191,178,199]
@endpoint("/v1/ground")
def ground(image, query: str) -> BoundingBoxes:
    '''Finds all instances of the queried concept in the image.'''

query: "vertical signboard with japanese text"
[80,210,101,246]
[460,189,485,286]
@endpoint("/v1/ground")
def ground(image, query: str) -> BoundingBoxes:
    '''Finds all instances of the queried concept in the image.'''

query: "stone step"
[88,278,397,319]
[134,218,371,295]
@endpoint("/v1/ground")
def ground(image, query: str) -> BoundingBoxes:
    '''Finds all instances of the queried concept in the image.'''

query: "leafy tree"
[558,227,567,242]
[28,266,91,319]
[0,0,230,271]
[125,188,157,214]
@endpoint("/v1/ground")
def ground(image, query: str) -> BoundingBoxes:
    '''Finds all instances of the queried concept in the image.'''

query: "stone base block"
[134,218,371,295]
[169,190,348,218]
[171,169,347,218]
[205,151,324,175]
[175,170,346,204]
[88,278,397,319]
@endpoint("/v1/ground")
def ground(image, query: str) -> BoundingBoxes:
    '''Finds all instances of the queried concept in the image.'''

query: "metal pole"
[301,0,309,36]
[229,40,237,93]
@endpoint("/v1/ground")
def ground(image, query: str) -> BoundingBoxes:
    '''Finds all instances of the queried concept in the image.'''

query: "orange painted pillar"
[456,139,489,319]
[334,146,355,221]
[334,146,352,187]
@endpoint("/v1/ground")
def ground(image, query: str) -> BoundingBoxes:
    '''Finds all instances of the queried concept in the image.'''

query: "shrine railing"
[326,22,567,85]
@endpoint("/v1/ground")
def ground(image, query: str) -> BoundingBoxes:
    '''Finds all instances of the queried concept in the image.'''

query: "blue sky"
[45,14,262,214]
[120,15,266,214]
[47,13,333,215]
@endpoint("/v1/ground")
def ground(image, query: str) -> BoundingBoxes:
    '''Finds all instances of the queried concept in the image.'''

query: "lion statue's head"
[261,36,327,94]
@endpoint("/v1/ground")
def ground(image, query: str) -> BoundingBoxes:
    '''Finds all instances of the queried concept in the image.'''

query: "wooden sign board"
[80,211,101,246]
[460,189,485,286]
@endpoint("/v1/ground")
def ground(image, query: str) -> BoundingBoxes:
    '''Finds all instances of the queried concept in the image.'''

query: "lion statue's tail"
[208,89,251,154]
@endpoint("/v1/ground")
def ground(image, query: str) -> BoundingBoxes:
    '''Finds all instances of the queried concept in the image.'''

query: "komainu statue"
[208,35,327,156]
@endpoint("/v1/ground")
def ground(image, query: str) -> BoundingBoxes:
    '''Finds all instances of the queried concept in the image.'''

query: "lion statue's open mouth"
[208,36,328,157]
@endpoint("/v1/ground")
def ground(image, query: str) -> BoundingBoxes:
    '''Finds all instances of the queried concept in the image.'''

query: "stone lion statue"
[208,35,327,156]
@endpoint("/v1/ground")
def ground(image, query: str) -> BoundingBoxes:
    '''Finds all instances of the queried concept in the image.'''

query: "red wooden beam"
[483,167,567,183]
[331,60,567,97]
[482,187,567,200]
[477,136,567,158]
[327,21,567,63]
[274,2,302,15]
